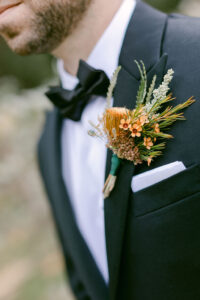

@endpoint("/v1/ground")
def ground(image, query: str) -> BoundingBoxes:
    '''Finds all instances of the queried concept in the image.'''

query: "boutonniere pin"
[88,61,195,198]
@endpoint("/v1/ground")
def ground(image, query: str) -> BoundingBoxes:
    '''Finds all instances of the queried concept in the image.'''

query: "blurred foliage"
[144,0,181,12]
[0,87,75,300]
[0,39,54,89]
[0,0,182,89]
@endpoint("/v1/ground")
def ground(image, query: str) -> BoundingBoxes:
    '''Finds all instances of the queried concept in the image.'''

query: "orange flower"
[147,156,152,166]
[154,123,160,133]
[139,114,149,126]
[119,118,131,130]
[144,137,153,149]
[103,107,130,137]
[129,121,142,137]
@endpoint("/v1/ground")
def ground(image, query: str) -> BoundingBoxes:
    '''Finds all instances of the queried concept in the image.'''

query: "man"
[1,0,200,299]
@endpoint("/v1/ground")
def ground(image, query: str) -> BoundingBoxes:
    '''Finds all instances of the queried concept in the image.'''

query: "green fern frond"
[135,60,147,105]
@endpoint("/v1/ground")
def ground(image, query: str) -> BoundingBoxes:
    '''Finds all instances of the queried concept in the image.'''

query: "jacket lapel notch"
[119,0,168,79]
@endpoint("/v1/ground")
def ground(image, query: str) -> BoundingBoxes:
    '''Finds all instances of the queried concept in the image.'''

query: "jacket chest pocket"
[131,163,200,218]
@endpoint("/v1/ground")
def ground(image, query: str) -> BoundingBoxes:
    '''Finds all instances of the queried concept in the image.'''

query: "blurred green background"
[0,1,199,300]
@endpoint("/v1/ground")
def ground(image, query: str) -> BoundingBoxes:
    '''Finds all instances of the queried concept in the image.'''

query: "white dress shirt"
[58,0,136,284]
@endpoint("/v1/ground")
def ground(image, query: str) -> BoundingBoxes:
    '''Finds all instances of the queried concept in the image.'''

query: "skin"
[0,0,123,75]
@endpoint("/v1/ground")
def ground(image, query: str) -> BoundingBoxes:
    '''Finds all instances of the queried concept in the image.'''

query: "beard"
[0,0,92,55]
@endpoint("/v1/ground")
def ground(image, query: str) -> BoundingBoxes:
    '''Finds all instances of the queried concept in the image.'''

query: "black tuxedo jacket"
[37,1,200,299]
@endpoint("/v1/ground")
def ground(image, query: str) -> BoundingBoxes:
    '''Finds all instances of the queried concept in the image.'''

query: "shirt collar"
[57,0,136,90]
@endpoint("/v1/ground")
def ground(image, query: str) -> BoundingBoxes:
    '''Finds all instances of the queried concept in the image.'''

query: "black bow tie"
[45,60,110,121]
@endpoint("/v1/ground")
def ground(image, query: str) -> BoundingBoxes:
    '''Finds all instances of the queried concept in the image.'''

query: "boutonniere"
[88,61,195,198]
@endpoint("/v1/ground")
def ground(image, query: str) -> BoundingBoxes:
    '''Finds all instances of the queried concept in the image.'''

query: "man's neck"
[52,0,123,76]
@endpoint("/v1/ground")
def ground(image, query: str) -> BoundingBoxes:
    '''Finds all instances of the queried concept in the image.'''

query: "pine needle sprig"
[150,142,166,150]
[162,97,195,117]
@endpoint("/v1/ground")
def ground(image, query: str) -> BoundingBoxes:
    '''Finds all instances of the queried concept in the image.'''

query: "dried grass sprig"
[106,66,121,108]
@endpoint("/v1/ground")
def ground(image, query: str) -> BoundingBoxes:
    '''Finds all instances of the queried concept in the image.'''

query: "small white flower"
[152,69,174,102]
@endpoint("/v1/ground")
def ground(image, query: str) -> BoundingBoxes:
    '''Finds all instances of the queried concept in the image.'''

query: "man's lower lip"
[0,3,21,15]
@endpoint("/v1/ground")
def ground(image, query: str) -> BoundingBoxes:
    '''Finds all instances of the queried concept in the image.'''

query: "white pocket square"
[131,161,186,193]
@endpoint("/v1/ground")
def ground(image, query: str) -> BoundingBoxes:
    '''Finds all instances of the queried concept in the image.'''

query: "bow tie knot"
[45,60,110,121]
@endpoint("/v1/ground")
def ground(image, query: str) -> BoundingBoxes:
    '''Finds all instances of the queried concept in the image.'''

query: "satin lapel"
[104,68,139,300]
[104,2,168,299]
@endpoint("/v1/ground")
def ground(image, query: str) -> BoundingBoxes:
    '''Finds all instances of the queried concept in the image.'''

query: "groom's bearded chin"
[0,0,92,55]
